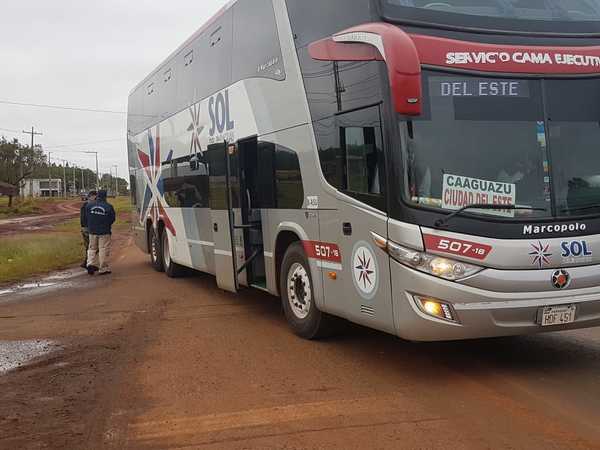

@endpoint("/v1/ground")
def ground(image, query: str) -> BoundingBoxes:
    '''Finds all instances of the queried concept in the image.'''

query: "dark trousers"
[81,228,90,264]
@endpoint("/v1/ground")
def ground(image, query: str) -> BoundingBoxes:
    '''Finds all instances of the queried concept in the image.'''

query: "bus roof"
[129,0,237,97]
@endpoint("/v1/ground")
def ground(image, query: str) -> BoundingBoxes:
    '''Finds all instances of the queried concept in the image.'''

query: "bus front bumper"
[391,260,600,342]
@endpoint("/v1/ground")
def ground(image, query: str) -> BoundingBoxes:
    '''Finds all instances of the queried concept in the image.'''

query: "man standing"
[80,191,97,269]
[86,190,116,275]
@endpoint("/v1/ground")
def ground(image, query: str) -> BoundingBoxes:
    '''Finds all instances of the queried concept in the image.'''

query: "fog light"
[415,296,458,323]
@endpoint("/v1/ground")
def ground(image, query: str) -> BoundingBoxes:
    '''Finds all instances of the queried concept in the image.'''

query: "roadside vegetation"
[0,197,43,219]
[0,233,83,284]
[0,196,68,219]
[56,196,133,232]
[0,196,132,285]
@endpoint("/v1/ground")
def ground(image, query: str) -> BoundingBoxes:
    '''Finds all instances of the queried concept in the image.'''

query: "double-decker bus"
[128,0,600,341]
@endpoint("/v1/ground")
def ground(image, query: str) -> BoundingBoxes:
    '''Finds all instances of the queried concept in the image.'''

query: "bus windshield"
[384,0,600,21]
[402,71,600,220]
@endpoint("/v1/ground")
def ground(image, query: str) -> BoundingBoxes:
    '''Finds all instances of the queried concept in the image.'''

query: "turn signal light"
[415,296,458,323]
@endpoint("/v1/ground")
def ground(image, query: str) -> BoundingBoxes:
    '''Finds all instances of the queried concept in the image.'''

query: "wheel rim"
[162,232,170,267]
[287,263,312,319]
[151,232,159,263]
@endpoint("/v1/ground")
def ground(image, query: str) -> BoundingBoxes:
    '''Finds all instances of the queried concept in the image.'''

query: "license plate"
[540,305,577,327]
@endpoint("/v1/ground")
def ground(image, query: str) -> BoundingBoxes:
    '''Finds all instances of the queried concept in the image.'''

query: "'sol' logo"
[209,90,235,137]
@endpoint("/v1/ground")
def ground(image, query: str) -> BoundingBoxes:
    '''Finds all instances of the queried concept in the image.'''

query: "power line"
[48,149,119,155]
[44,138,123,150]
[0,127,21,133]
[0,100,127,115]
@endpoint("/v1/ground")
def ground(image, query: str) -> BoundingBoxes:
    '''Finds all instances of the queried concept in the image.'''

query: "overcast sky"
[0,0,228,181]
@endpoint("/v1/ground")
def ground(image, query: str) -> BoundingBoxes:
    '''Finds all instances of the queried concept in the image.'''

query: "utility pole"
[22,127,43,178]
[63,162,67,198]
[113,165,118,197]
[72,165,77,196]
[81,166,85,193]
[58,159,67,198]
[333,62,344,112]
[83,151,99,190]
[47,153,52,198]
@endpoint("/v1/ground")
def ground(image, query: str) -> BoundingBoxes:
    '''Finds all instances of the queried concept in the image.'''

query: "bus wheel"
[150,227,164,273]
[162,230,185,278]
[280,242,333,339]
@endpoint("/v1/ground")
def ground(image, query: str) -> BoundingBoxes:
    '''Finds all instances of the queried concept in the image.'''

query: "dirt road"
[1,240,600,449]
[0,200,81,236]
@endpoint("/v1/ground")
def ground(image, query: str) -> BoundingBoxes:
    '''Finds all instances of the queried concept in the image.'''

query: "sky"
[0,0,228,182]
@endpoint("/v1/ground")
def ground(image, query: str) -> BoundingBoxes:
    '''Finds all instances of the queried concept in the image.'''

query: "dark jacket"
[80,202,88,228]
[85,200,116,235]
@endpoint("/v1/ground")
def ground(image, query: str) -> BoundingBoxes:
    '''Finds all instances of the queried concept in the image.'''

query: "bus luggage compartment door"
[207,142,245,293]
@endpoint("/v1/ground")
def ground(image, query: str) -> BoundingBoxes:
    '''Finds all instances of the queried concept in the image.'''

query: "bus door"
[236,137,267,290]
[207,142,246,292]
[319,105,395,334]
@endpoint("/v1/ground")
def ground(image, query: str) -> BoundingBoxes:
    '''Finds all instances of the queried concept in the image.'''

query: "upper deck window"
[382,0,600,33]
[386,0,600,21]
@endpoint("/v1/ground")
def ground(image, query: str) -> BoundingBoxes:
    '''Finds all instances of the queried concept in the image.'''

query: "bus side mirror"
[308,22,422,116]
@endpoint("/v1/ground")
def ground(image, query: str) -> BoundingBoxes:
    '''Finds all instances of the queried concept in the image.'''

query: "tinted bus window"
[232,0,285,82]
[276,145,304,209]
[315,105,386,210]
[403,72,549,219]
[162,156,209,208]
[384,0,600,21]
[286,0,371,49]
[256,142,277,209]
[545,78,600,215]
[299,57,385,121]
[206,145,229,210]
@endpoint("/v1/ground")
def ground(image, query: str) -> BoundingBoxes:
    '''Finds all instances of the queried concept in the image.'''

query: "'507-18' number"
[424,235,493,261]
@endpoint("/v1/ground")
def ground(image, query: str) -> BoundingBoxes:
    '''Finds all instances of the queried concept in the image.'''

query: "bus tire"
[149,227,164,273]
[162,229,186,278]
[280,242,334,340]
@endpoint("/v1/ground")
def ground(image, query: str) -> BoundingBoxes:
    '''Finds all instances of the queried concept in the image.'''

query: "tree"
[99,173,129,196]
[0,137,46,205]
[0,136,46,187]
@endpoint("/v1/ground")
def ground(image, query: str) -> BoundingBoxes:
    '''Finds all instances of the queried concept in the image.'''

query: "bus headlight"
[372,233,483,281]
[414,296,458,323]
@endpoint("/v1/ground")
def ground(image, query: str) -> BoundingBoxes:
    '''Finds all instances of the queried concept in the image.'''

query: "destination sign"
[431,78,530,98]
[442,174,516,218]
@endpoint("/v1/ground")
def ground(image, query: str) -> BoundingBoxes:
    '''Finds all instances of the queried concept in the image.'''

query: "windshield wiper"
[434,204,548,229]
[561,203,600,214]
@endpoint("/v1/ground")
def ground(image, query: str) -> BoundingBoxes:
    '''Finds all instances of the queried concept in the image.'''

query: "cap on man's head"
[97,190,108,200]
[88,190,98,198]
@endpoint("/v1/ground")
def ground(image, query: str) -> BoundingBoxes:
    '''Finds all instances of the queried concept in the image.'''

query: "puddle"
[0,340,61,375]
[0,268,87,301]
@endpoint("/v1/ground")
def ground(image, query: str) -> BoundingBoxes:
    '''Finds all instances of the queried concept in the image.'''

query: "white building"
[20,179,63,198]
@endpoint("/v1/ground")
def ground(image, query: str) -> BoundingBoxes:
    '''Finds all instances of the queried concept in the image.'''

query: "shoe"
[80,262,88,269]
[98,269,112,276]
[87,266,99,276]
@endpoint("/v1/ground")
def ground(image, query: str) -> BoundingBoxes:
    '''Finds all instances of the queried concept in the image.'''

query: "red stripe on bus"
[423,234,492,261]
[158,203,177,237]
[302,241,342,263]
[138,150,150,168]
[410,33,600,75]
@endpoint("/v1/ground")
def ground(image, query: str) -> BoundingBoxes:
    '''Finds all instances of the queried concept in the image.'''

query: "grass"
[0,196,133,284]
[0,196,67,219]
[0,232,84,284]
[0,197,42,219]
[45,196,133,232]
[111,196,133,226]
